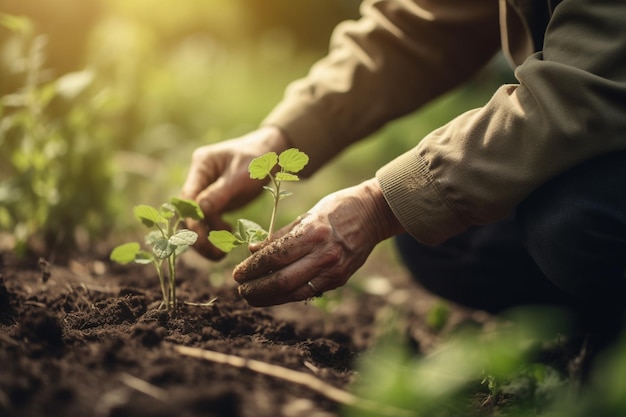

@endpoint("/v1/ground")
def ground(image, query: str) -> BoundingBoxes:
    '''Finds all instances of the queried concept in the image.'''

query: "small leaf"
[208,230,243,253]
[134,205,161,228]
[278,148,309,173]
[153,238,173,259]
[145,230,162,246]
[174,245,189,256]
[278,190,293,200]
[135,250,155,264]
[169,229,198,246]
[170,197,204,220]
[110,242,140,264]
[236,219,265,238]
[249,152,278,180]
[249,229,268,244]
[235,219,268,244]
[159,203,176,219]
[275,172,299,182]
[262,185,276,197]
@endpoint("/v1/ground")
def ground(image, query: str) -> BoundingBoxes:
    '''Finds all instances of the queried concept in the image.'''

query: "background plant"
[109,197,203,313]
[0,14,120,255]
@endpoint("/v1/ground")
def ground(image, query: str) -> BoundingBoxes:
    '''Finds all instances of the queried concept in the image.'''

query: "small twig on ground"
[172,344,413,417]
[183,297,218,307]
[118,372,169,401]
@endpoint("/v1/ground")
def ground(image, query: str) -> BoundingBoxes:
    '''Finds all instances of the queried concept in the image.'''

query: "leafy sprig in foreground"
[208,148,309,253]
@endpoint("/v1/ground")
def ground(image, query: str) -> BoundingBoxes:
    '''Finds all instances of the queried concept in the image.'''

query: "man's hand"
[181,126,290,259]
[233,178,405,306]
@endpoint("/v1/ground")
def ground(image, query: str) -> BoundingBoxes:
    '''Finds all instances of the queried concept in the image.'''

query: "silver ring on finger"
[307,280,323,298]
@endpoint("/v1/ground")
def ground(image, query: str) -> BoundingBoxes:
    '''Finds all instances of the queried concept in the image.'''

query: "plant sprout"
[208,148,309,253]
[110,197,204,313]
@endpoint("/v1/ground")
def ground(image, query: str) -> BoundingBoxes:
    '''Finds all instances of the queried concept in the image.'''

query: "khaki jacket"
[262,0,626,245]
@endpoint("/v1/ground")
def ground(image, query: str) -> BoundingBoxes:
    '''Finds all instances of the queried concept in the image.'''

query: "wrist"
[255,125,292,154]
[360,178,405,242]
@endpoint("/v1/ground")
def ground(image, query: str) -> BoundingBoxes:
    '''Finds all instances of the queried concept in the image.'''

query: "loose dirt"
[0,247,481,417]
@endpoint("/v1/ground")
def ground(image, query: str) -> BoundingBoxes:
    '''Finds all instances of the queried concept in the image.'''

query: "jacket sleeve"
[377,0,626,245]
[261,0,501,174]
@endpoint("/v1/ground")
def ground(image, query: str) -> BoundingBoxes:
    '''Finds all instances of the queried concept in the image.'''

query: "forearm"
[378,0,626,245]
[262,0,500,176]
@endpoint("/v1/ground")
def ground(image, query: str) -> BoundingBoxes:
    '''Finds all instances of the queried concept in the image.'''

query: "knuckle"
[319,246,342,267]
[306,221,333,243]
[190,146,208,163]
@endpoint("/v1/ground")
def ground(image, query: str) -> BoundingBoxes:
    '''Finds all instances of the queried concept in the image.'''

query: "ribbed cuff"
[376,149,467,245]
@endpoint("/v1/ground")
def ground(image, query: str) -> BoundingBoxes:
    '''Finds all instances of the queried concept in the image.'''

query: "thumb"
[195,176,231,218]
[248,213,308,253]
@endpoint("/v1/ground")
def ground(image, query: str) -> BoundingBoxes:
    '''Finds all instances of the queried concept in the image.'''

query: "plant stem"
[154,261,168,309]
[168,253,177,314]
[267,174,280,240]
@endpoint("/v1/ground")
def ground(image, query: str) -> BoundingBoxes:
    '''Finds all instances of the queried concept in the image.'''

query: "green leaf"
[278,190,293,200]
[135,250,155,264]
[248,152,278,180]
[236,218,264,237]
[145,230,162,246]
[134,205,161,228]
[110,242,141,264]
[262,185,276,197]
[170,197,204,220]
[235,219,268,244]
[174,245,189,256]
[208,230,243,253]
[278,148,309,173]
[153,238,173,259]
[159,203,176,219]
[249,228,268,244]
[169,228,198,246]
[275,172,299,182]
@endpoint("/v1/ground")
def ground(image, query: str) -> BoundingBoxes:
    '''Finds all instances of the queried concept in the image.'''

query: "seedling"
[208,148,309,253]
[110,197,204,313]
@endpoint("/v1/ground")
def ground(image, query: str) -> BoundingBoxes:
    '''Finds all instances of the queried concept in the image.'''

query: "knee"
[517,183,626,308]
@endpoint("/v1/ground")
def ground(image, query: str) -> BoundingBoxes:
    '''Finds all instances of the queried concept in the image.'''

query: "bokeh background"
[0,0,511,255]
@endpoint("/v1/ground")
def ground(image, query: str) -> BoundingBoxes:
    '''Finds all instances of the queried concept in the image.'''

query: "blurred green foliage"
[0,15,118,253]
[345,306,626,417]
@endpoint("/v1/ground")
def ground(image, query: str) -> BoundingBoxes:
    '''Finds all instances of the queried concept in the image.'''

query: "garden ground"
[0,242,594,417]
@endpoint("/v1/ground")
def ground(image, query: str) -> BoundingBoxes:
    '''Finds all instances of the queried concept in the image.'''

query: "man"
[181,0,626,328]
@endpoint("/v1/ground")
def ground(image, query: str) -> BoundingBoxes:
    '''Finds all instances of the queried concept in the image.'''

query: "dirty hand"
[233,178,405,306]
[181,126,290,260]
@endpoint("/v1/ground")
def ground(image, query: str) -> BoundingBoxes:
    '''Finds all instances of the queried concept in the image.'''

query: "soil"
[0,245,485,417]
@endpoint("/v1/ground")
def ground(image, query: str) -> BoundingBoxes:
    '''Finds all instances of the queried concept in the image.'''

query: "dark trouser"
[396,151,626,333]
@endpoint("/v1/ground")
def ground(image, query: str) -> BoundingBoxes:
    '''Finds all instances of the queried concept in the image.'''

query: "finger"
[186,214,230,260]
[181,157,213,201]
[193,176,231,217]
[233,222,329,283]
[237,261,337,307]
[248,214,307,253]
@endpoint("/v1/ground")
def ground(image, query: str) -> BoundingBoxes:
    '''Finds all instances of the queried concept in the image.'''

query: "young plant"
[208,148,309,253]
[110,197,204,313]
